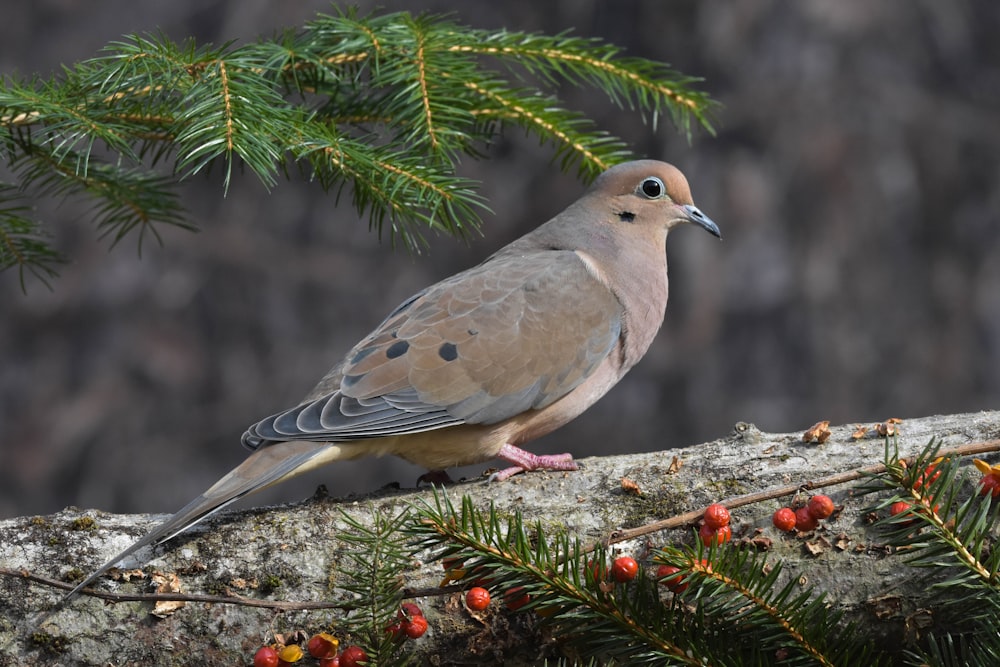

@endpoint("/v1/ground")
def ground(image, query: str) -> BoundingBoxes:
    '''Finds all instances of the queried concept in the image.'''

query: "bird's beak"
[682,204,722,240]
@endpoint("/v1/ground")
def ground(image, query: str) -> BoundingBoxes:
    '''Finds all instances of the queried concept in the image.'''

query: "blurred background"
[2,1,999,519]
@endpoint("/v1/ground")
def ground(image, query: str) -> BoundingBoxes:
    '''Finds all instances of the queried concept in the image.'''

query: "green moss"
[30,631,70,653]
[258,574,284,596]
[62,567,85,583]
[705,478,749,496]
[259,563,303,595]
[69,516,97,531]
[202,578,231,597]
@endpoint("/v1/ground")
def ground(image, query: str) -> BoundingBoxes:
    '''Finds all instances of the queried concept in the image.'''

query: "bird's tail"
[43,440,341,618]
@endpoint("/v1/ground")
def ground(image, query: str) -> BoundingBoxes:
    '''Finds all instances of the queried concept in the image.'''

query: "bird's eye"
[639,176,665,199]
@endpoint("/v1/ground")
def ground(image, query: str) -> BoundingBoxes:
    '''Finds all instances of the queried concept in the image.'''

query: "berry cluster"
[884,461,944,526]
[252,635,366,667]
[251,601,429,666]
[574,503,734,599]
[771,495,835,533]
[699,503,732,546]
[386,602,429,640]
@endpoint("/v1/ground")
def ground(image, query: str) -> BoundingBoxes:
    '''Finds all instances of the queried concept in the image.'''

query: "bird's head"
[593,160,721,239]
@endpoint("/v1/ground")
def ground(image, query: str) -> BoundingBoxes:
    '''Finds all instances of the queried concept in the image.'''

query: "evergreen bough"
[0,8,716,289]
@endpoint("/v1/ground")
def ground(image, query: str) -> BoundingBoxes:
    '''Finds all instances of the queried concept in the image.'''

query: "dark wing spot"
[438,342,458,362]
[343,373,363,387]
[386,340,410,359]
[618,211,635,222]
[467,328,479,336]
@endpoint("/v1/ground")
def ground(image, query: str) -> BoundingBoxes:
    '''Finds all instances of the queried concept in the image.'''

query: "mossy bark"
[2,411,999,665]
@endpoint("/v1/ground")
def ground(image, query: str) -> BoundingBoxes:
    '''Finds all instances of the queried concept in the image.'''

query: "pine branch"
[0,8,716,288]
[860,438,1000,665]
[336,506,416,666]
[0,185,63,290]
[409,490,878,666]
[653,545,879,667]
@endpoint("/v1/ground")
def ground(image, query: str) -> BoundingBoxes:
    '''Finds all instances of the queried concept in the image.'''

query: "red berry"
[610,556,639,582]
[385,621,405,641]
[307,633,338,659]
[772,507,796,532]
[465,586,491,611]
[703,503,731,529]
[913,463,941,491]
[980,473,1000,498]
[403,614,429,639]
[398,602,423,620]
[586,558,606,582]
[889,500,916,526]
[807,495,835,520]
[505,586,530,611]
[794,506,819,531]
[657,564,687,593]
[889,501,910,515]
[253,646,280,667]
[339,645,368,667]
[389,601,425,638]
[319,657,340,667]
[699,523,732,546]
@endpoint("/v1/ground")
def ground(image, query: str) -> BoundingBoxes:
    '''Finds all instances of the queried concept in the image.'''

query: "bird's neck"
[612,234,670,369]
[566,229,669,370]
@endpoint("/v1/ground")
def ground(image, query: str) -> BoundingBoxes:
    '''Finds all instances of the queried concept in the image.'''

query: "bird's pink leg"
[490,443,579,482]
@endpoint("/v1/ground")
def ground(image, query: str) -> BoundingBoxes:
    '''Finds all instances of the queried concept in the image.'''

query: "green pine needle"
[0,8,716,289]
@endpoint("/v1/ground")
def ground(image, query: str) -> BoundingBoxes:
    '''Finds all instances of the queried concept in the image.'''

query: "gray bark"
[2,411,999,666]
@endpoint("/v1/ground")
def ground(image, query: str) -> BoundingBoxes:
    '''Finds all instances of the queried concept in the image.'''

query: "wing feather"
[242,250,622,448]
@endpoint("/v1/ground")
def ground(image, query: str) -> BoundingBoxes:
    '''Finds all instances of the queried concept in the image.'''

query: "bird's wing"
[243,249,623,447]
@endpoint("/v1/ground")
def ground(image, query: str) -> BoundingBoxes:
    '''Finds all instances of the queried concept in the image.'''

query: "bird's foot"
[417,469,456,486]
[489,443,579,482]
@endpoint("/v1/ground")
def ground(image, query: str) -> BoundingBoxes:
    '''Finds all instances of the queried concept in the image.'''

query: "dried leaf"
[620,477,642,496]
[851,424,868,440]
[666,456,682,475]
[150,571,185,618]
[803,535,831,556]
[904,608,934,643]
[874,422,897,437]
[802,420,832,443]
[868,594,902,620]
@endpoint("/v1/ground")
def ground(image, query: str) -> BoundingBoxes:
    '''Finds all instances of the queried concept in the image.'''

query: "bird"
[52,159,720,611]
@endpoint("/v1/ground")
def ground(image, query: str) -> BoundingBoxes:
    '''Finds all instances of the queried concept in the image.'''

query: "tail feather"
[45,440,338,616]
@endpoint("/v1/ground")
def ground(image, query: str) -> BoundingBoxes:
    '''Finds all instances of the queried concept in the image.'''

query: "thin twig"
[1,567,348,611]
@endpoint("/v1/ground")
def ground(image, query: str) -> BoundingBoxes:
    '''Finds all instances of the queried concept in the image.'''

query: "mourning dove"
[54,159,719,609]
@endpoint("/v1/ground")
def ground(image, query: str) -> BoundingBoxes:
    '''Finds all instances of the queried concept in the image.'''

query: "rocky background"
[2,0,998,519]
